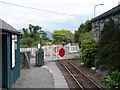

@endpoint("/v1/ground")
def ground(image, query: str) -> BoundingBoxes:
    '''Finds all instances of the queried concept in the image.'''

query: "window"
[12,35,16,68]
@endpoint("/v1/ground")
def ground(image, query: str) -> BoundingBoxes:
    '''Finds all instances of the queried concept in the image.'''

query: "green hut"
[0,19,20,88]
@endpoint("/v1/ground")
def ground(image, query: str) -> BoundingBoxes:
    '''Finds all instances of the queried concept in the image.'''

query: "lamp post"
[36,29,44,67]
[94,4,104,18]
[38,29,44,51]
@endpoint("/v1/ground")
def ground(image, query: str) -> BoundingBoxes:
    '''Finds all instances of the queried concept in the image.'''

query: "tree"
[74,30,79,43]
[52,29,74,44]
[29,24,42,34]
[20,24,50,48]
[78,23,85,33]
[74,20,92,43]
[22,28,28,36]
[97,19,120,70]
[84,20,92,32]
[78,30,92,47]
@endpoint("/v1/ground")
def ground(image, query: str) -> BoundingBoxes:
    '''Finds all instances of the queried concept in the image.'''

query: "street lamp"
[38,29,44,50]
[35,29,44,67]
[94,4,104,18]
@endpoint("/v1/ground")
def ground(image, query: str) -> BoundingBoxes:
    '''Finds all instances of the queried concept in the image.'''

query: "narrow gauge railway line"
[58,60,103,90]
[58,61,82,89]
[58,61,83,89]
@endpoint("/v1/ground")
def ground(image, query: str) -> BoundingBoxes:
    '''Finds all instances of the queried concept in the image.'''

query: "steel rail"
[65,60,103,90]
[60,61,84,90]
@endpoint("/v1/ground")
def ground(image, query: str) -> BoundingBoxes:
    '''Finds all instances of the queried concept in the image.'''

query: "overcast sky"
[0,0,120,33]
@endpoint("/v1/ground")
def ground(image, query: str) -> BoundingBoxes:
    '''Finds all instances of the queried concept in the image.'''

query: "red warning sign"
[59,48,65,57]
[54,47,59,53]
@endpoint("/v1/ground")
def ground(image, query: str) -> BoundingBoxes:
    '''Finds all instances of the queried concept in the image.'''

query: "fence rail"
[20,43,80,60]
[20,48,38,57]
[44,44,79,61]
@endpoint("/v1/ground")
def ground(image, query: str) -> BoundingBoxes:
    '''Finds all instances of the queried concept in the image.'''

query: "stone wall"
[92,13,120,42]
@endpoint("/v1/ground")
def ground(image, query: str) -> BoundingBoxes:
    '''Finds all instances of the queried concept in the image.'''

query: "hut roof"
[0,19,20,34]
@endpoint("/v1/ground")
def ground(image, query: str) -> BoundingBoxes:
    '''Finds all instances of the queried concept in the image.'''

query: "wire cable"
[0,0,88,19]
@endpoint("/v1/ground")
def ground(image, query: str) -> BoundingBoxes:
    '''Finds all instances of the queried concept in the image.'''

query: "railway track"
[58,60,103,90]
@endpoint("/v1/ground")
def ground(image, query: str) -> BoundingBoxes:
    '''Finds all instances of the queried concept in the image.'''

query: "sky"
[0,0,120,33]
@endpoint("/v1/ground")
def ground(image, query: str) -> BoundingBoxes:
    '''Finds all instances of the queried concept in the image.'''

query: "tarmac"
[11,58,69,88]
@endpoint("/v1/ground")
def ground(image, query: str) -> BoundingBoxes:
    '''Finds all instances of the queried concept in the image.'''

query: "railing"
[20,48,38,57]
[44,44,79,61]
[20,43,80,60]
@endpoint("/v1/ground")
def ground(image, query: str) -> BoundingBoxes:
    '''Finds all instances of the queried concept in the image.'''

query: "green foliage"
[20,24,50,48]
[74,20,92,43]
[78,30,92,47]
[22,28,28,36]
[52,29,74,44]
[28,24,42,34]
[74,30,79,43]
[102,70,120,88]
[84,20,92,32]
[81,39,97,68]
[20,33,40,48]
[97,19,120,70]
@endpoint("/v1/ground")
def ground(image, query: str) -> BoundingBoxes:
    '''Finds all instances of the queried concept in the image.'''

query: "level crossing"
[43,43,80,61]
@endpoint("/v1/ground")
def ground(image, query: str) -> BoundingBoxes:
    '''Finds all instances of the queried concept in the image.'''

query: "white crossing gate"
[43,43,80,61]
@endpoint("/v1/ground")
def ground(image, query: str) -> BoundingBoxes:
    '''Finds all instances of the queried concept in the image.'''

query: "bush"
[20,37,35,47]
[20,45,29,48]
[74,20,92,43]
[102,70,120,88]
[97,19,120,70]
[78,30,92,48]
[81,39,97,68]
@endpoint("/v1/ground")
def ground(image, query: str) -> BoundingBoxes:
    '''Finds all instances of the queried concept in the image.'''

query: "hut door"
[2,35,7,88]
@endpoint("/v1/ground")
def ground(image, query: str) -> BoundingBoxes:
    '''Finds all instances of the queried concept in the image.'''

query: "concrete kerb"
[11,58,69,88]
[42,61,69,88]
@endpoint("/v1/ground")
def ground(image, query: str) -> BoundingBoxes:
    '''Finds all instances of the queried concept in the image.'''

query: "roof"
[0,19,20,34]
[91,5,120,22]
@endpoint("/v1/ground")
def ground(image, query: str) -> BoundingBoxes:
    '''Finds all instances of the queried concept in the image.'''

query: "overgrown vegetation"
[75,19,120,89]
[52,29,74,44]
[74,20,92,46]
[102,70,120,88]
[78,30,92,48]
[94,19,120,89]
[20,24,51,48]
[75,20,94,67]
[97,19,120,71]
[81,39,97,68]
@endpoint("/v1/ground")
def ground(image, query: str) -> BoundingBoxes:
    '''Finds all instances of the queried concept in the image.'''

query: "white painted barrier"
[20,48,38,57]
[20,43,80,60]
[44,44,79,61]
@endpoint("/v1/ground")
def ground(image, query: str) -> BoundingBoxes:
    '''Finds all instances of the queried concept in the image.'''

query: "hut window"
[12,35,15,68]
[15,35,17,50]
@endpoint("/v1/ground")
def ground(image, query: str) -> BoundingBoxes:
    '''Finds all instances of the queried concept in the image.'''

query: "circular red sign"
[54,47,59,53]
[59,48,65,57]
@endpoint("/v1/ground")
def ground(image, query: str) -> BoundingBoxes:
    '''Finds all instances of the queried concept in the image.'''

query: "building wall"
[1,33,20,88]
[92,13,120,42]
[0,30,2,88]
[8,34,20,88]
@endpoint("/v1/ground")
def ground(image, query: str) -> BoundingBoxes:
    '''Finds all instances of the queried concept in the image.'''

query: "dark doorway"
[2,34,7,88]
